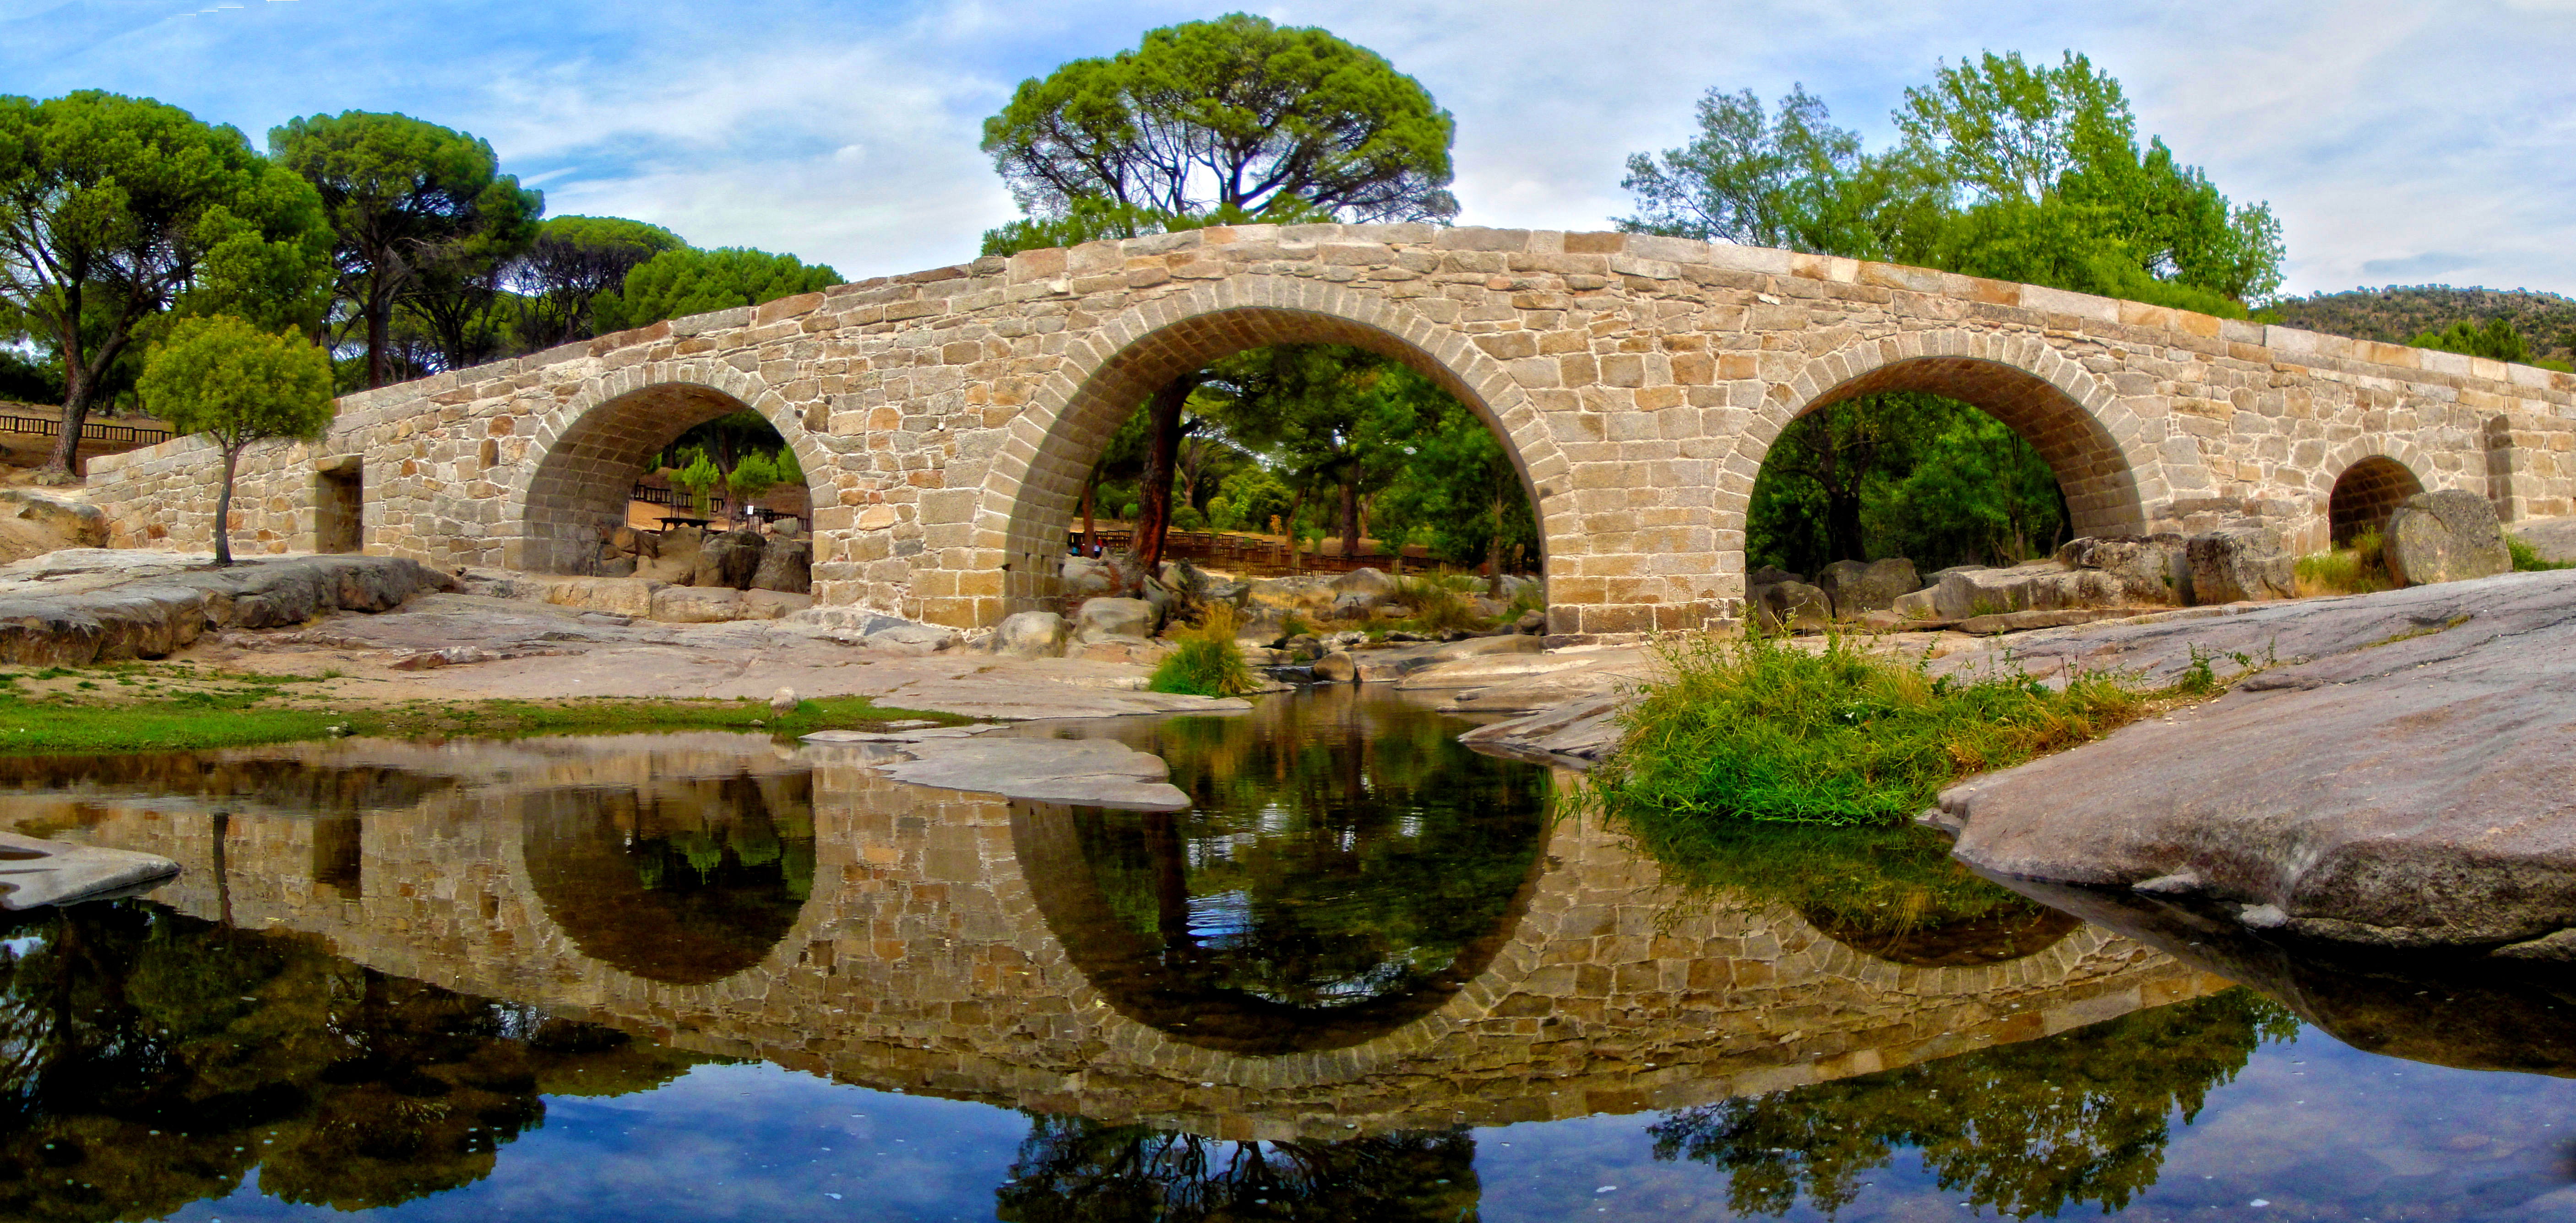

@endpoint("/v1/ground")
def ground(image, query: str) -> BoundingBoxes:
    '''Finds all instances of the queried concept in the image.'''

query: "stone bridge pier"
[88,225,2576,637]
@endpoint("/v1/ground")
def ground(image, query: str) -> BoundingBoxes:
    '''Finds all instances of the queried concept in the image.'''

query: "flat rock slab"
[856,736,1190,810]
[1939,568,2576,952]
[0,831,178,909]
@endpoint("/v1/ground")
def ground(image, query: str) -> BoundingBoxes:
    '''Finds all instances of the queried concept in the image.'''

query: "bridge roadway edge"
[83,225,2576,636]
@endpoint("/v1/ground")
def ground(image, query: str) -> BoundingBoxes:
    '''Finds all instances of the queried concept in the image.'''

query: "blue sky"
[5,0,2572,298]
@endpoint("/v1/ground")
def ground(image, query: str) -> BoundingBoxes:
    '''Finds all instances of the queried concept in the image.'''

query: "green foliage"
[1623,52,2283,310]
[2264,285,2576,368]
[268,110,543,386]
[138,315,336,564]
[1388,574,1487,634]
[1147,606,1259,697]
[1651,989,2300,1218]
[2509,533,2573,572]
[2410,316,2534,363]
[0,345,61,404]
[983,13,1456,228]
[980,194,1336,258]
[1581,633,2149,828]
[2296,528,2396,595]
[672,450,722,515]
[725,449,780,501]
[598,246,840,331]
[0,91,333,466]
[512,214,685,347]
[1748,394,2064,574]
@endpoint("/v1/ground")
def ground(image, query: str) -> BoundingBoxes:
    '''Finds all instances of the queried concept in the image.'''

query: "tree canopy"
[0,90,333,471]
[269,110,543,389]
[511,214,685,349]
[980,13,1454,256]
[598,246,841,332]
[1622,52,2283,314]
[138,314,336,563]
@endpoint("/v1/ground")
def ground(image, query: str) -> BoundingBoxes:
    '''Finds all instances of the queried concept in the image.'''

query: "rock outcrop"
[1750,579,1833,633]
[1815,557,1920,615]
[989,610,1069,659]
[0,831,178,909]
[2185,525,2297,604]
[2385,489,2512,587]
[0,554,460,665]
[1936,568,2576,953]
[1073,596,1155,644]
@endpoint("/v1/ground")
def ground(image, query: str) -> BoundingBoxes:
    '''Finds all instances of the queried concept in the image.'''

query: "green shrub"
[1391,573,1487,634]
[1147,604,1259,697]
[1580,633,2148,829]
[2509,533,2573,572]
[2296,527,2395,596]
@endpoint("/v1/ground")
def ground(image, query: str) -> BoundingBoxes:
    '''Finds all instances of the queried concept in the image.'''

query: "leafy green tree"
[1620,86,1946,260]
[672,449,722,516]
[980,194,1336,259]
[137,315,336,565]
[2410,316,2533,363]
[982,13,1456,230]
[726,449,780,503]
[512,215,685,347]
[598,246,840,332]
[0,90,333,473]
[1869,408,2068,568]
[268,111,543,389]
[1371,385,1538,585]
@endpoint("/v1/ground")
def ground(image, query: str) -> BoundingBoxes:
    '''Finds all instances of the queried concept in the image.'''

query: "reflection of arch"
[505,366,835,573]
[2325,454,2425,545]
[516,772,816,985]
[1009,800,1549,1055]
[1797,902,2082,968]
[1747,333,2167,541]
[972,280,1576,618]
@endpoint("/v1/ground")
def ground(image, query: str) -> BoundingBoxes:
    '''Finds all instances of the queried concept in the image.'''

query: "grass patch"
[2510,533,2573,572]
[1390,573,1487,635]
[0,684,962,755]
[1623,818,2056,939]
[1580,633,2155,830]
[2296,527,2397,596]
[1147,603,1259,697]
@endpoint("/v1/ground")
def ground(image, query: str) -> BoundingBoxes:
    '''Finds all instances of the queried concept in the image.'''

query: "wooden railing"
[0,413,171,446]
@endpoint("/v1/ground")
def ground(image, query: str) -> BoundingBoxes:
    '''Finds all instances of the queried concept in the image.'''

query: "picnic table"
[657,515,712,530]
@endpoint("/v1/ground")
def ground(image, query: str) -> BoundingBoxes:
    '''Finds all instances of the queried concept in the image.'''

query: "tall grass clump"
[1147,603,1260,697]
[1581,633,2147,831]
[1391,573,1486,634]
[2510,533,2573,572]
[2295,527,2396,596]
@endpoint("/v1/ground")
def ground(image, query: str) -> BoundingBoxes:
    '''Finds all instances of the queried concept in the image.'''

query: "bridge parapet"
[88,225,2576,634]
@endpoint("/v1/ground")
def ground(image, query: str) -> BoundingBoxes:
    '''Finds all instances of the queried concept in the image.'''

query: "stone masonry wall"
[87,225,2576,635]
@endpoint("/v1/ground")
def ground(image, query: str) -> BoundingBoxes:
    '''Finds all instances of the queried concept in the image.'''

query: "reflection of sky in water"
[1181,888,1455,1006]
[140,1024,2576,1221]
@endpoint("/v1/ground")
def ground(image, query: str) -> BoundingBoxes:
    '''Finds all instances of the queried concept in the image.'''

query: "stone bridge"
[91,224,2576,635]
[2,734,2225,1139]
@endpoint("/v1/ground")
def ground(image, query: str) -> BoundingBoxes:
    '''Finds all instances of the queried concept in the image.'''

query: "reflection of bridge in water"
[2,724,2226,1140]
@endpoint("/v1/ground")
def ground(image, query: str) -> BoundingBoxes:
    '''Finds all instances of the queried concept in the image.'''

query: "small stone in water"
[2250,1200,2270,1208]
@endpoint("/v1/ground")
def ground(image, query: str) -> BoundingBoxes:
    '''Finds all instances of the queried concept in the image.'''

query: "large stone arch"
[1736,331,2170,554]
[970,277,1576,619]
[503,363,835,574]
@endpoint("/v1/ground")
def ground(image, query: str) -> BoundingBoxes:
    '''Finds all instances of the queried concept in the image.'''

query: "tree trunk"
[1338,478,1359,563]
[213,447,241,566]
[1826,487,1865,564]
[44,368,100,476]
[1489,482,1506,597]
[366,274,394,390]
[1282,484,1308,574]
[1080,475,1097,554]
[1134,375,1194,569]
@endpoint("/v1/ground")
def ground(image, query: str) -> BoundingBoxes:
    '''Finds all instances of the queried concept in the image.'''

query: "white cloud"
[3,0,2572,294]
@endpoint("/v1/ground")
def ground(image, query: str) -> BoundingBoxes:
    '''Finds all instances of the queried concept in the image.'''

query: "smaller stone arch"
[1744,331,2168,549]
[2326,455,2426,546]
[504,363,835,574]
[2314,440,2430,550]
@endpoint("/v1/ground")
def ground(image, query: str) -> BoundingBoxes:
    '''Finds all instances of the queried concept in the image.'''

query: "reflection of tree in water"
[996,1115,1480,1223]
[1649,990,2300,1219]
[1025,691,1549,1051]
[519,771,816,984]
[1629,818,2081,967]
[0,901,710,1221]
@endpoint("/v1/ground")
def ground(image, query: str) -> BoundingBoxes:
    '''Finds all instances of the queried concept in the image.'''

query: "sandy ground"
[175,591,1252,721]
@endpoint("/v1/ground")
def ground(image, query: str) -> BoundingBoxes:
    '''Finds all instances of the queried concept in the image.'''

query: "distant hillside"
[2263,286,2576,364]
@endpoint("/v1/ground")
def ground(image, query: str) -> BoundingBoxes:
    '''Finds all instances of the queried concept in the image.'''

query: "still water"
[1,688,2570,1221]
